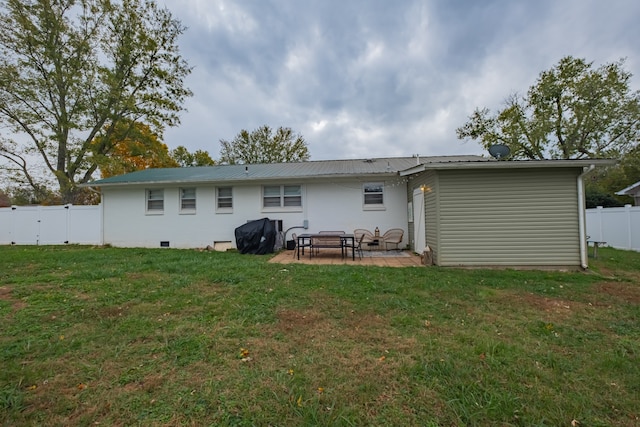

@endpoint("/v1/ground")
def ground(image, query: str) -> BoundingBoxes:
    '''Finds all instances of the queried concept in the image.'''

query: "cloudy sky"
[159,0,640,161]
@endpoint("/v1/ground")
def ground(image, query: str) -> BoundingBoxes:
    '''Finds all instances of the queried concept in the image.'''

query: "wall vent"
[160,241,170,247]
[213,241,233,251]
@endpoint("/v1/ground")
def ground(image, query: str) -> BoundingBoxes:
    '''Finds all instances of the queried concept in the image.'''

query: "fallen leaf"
[571,420,580,427]
[378,356,386,362]
[77,383,87,390]
[297,395,303,407]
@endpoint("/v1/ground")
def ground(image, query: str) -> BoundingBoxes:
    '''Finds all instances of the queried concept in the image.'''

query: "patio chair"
[354,229,375,247]
[291,233,311,258]
[354,233,365,260]
[381,228,404,250]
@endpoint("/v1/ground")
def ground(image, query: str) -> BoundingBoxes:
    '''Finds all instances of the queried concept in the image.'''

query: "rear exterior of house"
[96,158,422,249]
[406,167,583,267]
[89,156,613,268]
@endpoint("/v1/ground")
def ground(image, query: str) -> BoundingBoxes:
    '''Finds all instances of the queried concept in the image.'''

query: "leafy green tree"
[219,125,310,164]
[0,0,192,203]
[585,189,625,208]
[93,121,178,178]
[171,146,215,167]
[2,184,62,205]
[584,144,640,204]
[456,56,640,160]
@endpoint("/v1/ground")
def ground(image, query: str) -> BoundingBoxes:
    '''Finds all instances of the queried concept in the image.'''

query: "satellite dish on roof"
[488,144,511,159]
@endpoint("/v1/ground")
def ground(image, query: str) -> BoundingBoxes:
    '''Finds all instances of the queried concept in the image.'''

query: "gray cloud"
[161,0,640,161]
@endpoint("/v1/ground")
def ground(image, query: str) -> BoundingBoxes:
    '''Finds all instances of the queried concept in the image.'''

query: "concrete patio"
[269,248,424,267]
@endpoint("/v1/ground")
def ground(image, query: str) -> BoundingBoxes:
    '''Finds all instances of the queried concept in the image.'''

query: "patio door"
[413,189,426,254]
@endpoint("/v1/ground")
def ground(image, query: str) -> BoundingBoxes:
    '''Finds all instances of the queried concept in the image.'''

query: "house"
[85,155,614,268]
[616,181,640,206]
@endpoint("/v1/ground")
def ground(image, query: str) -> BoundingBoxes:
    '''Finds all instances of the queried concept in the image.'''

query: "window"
[363,182,384,207]
[283,185,302,207]
[263,185,302,208]
[263,186,282,207]
[180,188,196,212]
[217,187,233,210]
[146,189,164,212]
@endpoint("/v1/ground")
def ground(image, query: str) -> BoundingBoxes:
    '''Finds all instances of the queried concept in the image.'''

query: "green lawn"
[0,245,638,426]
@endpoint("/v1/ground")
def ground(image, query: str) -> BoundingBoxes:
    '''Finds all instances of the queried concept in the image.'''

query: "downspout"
[577,165,595,269]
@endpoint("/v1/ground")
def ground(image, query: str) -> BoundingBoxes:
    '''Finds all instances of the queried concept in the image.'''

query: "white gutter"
[399,158,616,176]
[577,165,595,269]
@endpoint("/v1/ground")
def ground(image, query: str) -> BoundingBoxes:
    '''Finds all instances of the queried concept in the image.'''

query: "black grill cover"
[234,218,276,254]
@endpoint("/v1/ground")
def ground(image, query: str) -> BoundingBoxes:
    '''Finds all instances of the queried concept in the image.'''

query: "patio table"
[297,233,355,260]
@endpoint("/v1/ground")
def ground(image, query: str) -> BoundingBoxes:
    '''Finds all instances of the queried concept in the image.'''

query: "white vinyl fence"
[0,204,102,245]
[3,203,636,251]
[586,205,640,252]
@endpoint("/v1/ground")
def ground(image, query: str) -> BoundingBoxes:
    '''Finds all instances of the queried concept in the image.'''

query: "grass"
[0,245,638,426]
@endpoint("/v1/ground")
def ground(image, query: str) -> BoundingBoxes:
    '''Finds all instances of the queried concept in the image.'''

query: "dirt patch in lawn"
[489,281,639,323]
[491,290,584,322]
[272,307,417,366]
[242,307,425,414]
[0,286,27,314]
[276,308,327,328]
[593,281,640,305]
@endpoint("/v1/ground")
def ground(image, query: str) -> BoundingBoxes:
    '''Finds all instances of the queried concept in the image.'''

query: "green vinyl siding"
[436,168,581,266]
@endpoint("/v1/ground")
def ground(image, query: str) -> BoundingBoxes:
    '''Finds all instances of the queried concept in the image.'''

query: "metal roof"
[399,158,616,175]
[82,155,616,187]
[84,155,487,187]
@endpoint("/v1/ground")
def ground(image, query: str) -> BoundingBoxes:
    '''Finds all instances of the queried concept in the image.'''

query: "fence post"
[625,205,632,250]
[65,204,71,244]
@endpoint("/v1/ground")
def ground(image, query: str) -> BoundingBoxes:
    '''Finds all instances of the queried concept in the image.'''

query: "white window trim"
[179,187,196,214]
[261,184,303,213]
[363,182,385,211]
[216,186,233,214]
[146,188,164,215]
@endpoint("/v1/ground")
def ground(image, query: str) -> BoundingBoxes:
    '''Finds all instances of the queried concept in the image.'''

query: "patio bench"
[311,231,345,256]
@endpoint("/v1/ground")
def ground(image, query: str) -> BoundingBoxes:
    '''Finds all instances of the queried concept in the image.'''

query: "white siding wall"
[102,178,408,249]
[305,179,408,239]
